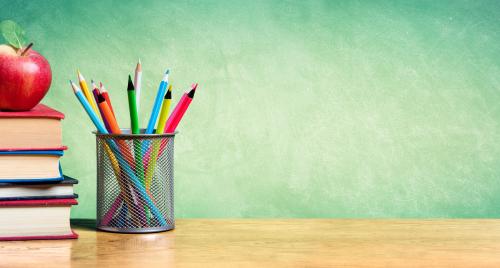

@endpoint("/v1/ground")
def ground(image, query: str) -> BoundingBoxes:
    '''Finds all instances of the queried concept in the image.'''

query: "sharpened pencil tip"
[136,59,142,71]
[70,80,80,93]
[127,75,135,91]
[162,70,169,82]
[165,85,172,99]
[191,83,198,91]
[77,70,85,81]
[100,82,107,93]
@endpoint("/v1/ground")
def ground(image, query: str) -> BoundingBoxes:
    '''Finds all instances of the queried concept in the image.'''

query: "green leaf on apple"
[0,20,26,49]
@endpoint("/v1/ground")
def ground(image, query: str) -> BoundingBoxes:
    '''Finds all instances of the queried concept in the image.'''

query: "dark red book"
[0,104,65,119]
[0,104,66,151]
[0,198,78,241]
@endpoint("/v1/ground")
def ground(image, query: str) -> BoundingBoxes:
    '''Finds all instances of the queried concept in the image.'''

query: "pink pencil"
[164,83,197,133]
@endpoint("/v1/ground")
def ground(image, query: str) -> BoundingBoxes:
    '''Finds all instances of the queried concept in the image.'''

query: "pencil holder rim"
[93,128,178,138]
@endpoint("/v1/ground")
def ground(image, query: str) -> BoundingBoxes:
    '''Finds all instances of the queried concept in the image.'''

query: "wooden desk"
[1,219,500,267]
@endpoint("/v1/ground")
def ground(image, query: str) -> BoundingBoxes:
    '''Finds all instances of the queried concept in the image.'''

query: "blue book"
[0,150,64,183]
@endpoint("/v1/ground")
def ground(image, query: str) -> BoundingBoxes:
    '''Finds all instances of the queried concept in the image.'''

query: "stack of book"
[0,104,78,241]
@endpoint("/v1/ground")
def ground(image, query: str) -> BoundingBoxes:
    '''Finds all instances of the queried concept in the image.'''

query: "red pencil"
[91,84,111,132]
[100,82,115,116]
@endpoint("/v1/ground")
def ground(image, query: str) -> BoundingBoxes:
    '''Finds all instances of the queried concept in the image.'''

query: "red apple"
[0,44,52,111]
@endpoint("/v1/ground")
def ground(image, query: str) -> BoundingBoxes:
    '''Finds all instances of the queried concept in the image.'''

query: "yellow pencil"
[145,85,173,190]
[155,84,172,134]
[77,69,101,119]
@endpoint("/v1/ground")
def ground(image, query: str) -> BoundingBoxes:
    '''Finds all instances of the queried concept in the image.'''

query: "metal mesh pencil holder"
[95,129,176,233]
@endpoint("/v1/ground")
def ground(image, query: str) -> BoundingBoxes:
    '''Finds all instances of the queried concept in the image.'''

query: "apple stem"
[20,43,33,56]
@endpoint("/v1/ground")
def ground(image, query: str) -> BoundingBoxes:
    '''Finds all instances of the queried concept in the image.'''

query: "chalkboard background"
[1,0,500,218]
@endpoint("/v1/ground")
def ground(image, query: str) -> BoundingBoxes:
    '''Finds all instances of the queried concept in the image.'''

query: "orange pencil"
[96,94,136,169]
[97,94,120,133]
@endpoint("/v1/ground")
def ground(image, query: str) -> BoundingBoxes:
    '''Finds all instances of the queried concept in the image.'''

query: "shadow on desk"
[71,219,97,231]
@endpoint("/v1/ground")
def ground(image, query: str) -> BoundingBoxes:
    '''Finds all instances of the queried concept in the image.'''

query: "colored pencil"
[91,80,99,102]
[164,83,197,133]
[156,84,172,134]
[129,71,148,222]
[96,94,122,134]
[141,69,169,191]
[127,75,140,134]
[145,70,169,134]
[77,70,101,119]
[91,81,111,132]
[144,84,172,189]
[127,75,145,184]
[100,82,115,115]
[91,81,100,104]
[134,59,142,111]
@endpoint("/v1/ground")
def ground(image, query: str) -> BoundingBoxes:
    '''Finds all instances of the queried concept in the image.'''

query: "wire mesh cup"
[95,129,176,233]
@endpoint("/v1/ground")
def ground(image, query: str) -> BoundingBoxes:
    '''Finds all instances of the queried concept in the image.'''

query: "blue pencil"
[70,80,107,133]
[70,80,167,225]
[145,70,169,134]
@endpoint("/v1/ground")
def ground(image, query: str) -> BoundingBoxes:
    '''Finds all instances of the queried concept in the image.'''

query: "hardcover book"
[0,198,78,241]
[0,175,78,201]
[0,150,64,182]
[0,104,66,151]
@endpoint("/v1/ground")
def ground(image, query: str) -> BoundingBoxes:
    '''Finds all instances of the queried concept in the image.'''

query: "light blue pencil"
[70,81,167,225]
[145,70,169,134]
[70,80,107,133]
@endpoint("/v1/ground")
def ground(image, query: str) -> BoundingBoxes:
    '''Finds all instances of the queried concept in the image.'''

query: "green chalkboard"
[1,0,500,218]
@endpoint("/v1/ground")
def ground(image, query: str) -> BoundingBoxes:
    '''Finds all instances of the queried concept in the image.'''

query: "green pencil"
[127,76,144,183]
[127,75,149,223]
[127,75,140,134]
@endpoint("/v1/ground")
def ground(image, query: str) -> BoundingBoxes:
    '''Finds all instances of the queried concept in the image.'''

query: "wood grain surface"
[1,219,500,267]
